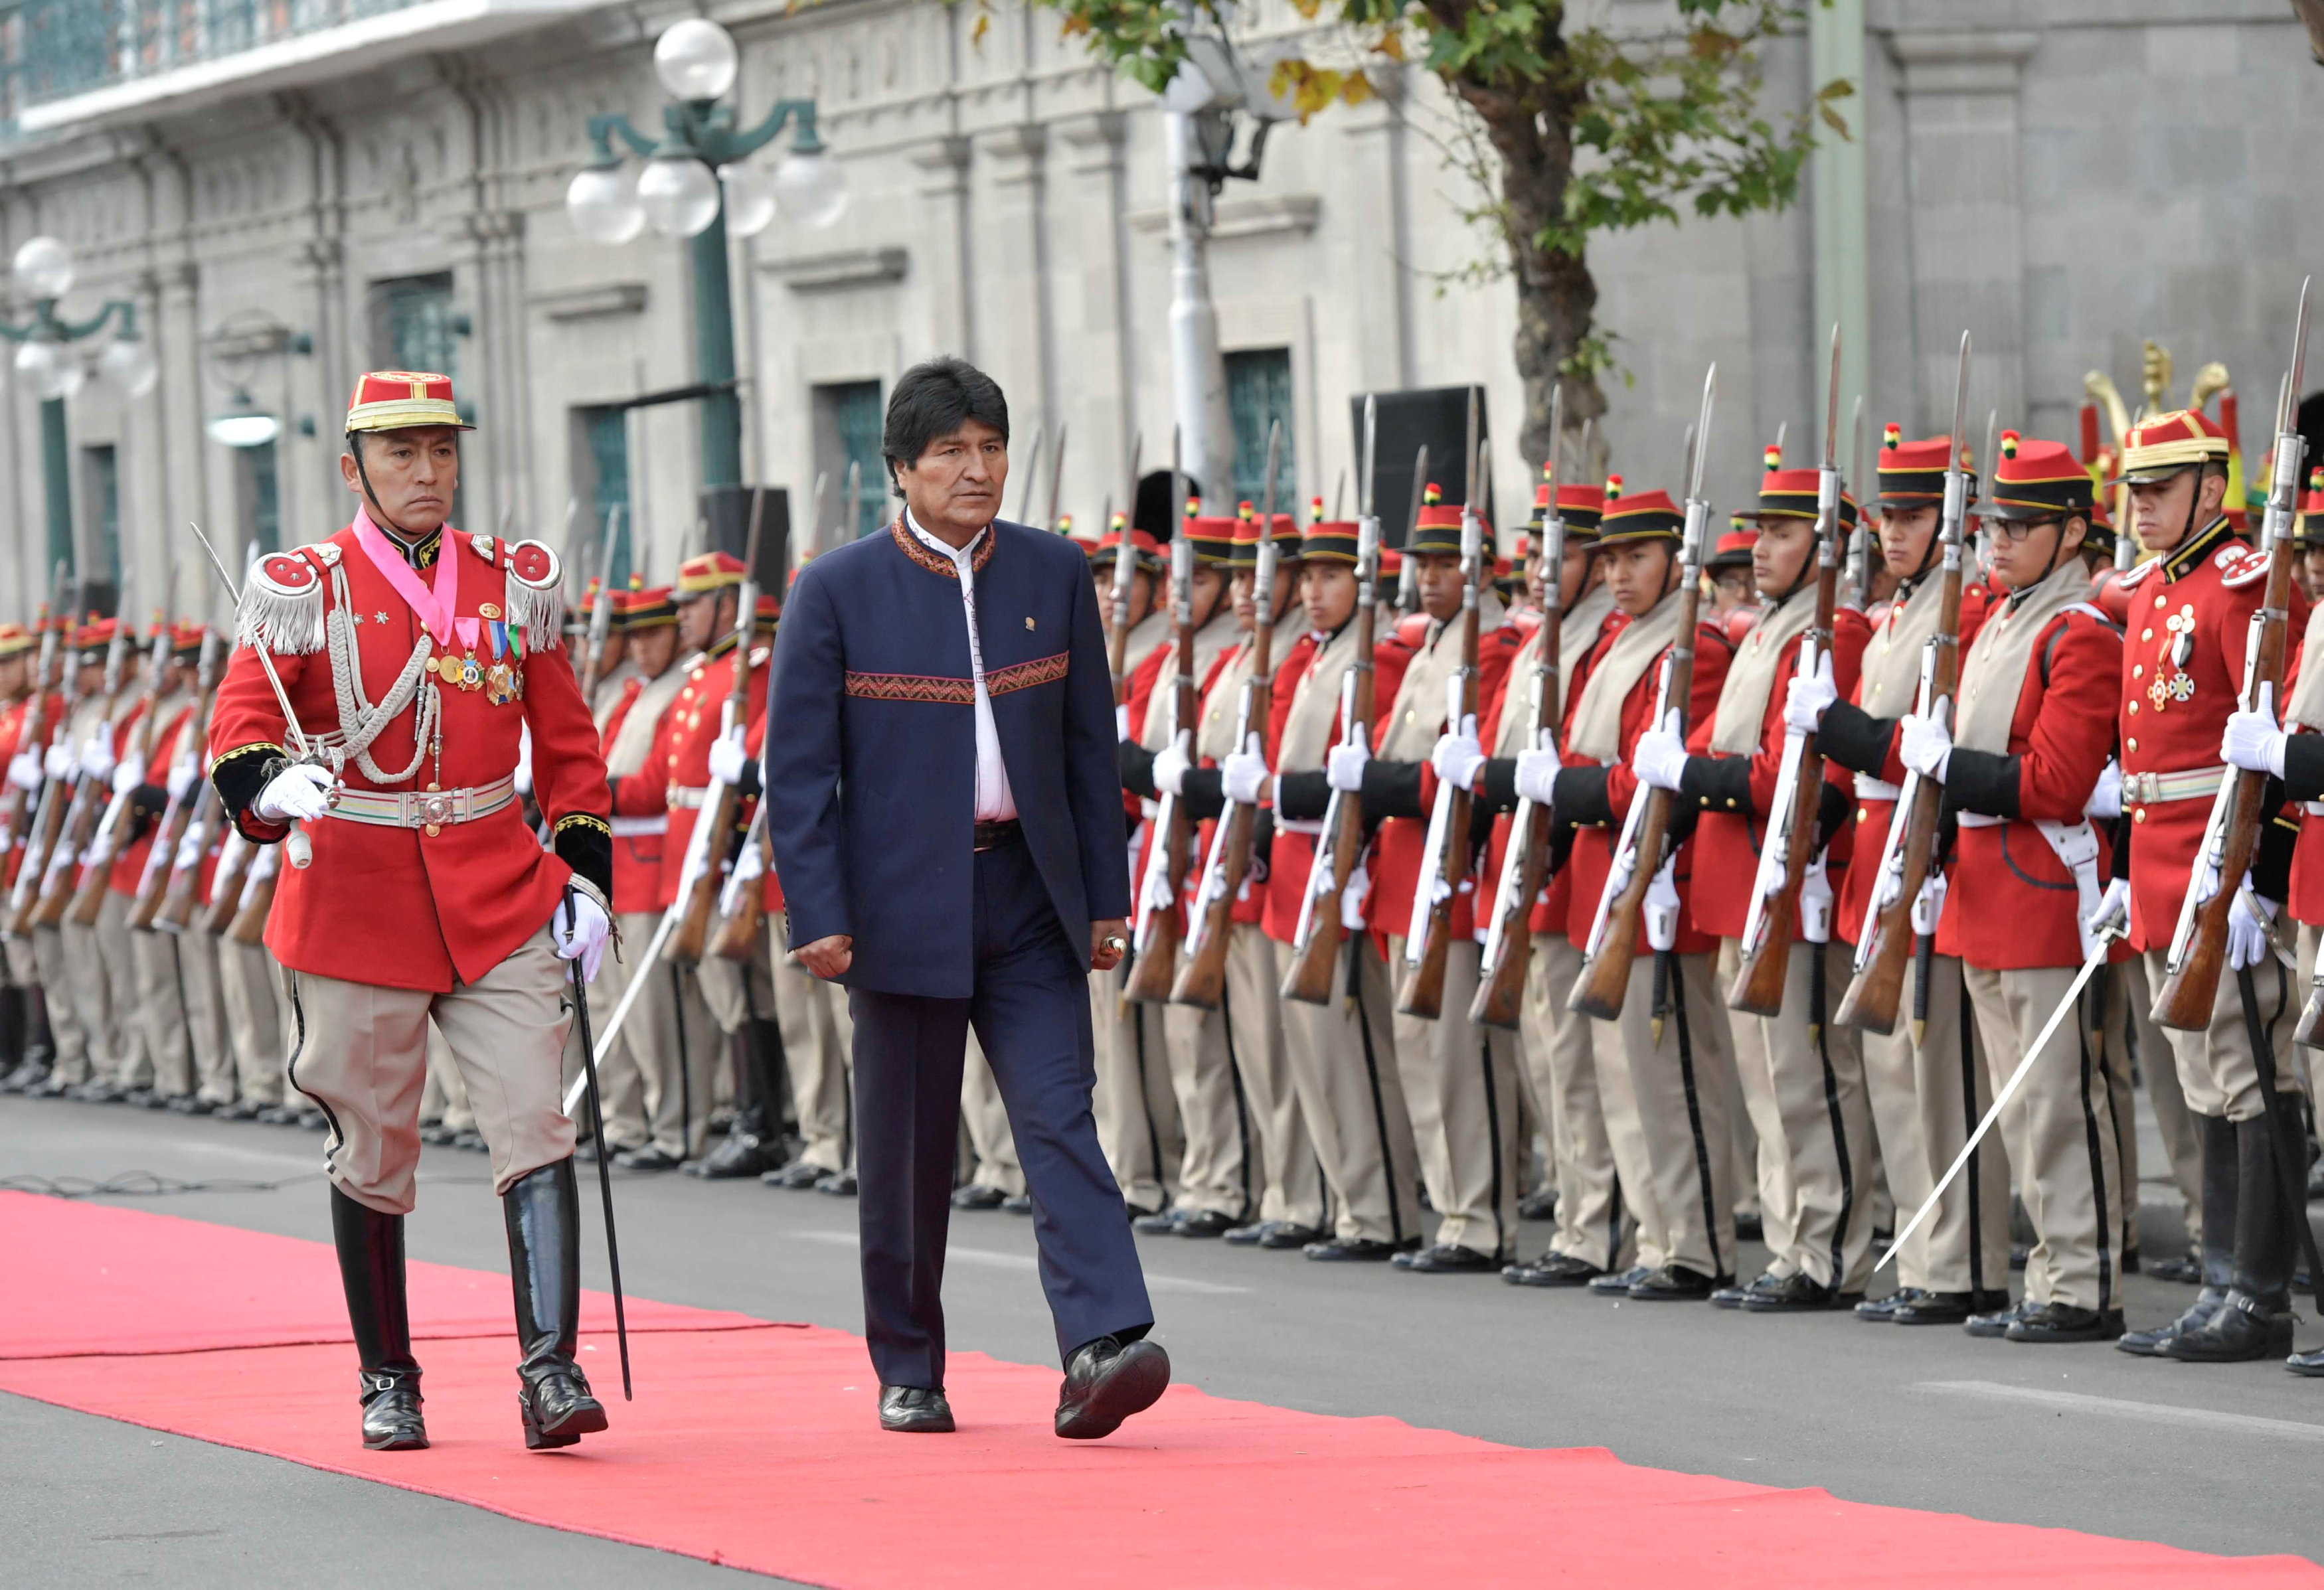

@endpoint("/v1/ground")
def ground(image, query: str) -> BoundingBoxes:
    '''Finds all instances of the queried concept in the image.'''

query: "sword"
[560,892,631,1401]
[187,521,316,872]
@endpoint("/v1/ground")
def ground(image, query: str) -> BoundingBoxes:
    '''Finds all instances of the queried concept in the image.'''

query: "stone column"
[979,123,1054,457]
[910,136,975,362]
[1334,70,1413,394]
[1057,111,1133,518]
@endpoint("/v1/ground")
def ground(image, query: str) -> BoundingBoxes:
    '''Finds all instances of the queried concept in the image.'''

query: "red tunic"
[110,699,193,896]
[608,636,770,912]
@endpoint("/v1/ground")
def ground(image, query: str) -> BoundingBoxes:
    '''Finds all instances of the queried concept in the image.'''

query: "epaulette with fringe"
[237,544,340,655]
[499,538,565,651]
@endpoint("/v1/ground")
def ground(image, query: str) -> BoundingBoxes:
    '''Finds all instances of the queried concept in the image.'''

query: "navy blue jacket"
[764,517,1131,998]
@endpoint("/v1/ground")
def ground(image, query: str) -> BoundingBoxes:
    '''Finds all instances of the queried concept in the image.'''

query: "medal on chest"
[2148,605,2197,712]
[429,651,485,692]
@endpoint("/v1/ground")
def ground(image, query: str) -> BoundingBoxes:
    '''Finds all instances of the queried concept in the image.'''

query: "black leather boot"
[0,987,33,1093]
[2167,1111,2296,1363]
[22,984,52,1073]
[2121,1113,2236,1357]
[505,1158,608,1451]
[329,1186,428,1451]
[686,1029,778,1179]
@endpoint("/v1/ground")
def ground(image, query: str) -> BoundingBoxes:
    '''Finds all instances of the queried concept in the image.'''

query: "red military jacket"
[1932,596,2123,968]
[2117,520,2307,950]
[594,675,663,912]
[208,521,609,992]
[1473,607,1619,942]
[1560,610,1732,957]
[109,697,193,896]
[0,690,60,889]
[1685,598,1872,943]
[610,633,770,911]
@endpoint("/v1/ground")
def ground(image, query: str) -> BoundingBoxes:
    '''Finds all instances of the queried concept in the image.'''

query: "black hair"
[882,357,1009,498]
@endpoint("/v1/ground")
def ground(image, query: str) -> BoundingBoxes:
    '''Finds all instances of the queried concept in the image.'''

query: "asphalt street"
[9,1090,2324,1584]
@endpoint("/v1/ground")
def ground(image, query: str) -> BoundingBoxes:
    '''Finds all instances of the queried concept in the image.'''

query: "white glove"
[111,753,145,797]
[1429,715,1485,793]
[167,759,197,802]
[1784,653,1836,735]
[2084,876,2130,943]
[1340,858,1370,932]
[707,729,752,788]
[1152,731,1192,797]
[2221,684,2287,778]
[551,889,612,984]
[253,763,333,825]
[1629,709,1689,794]
[513,730,535,799]
[2084,759,2122,821]
[172,826,207,870]
[1643,856,1681,952]
[42,742,71,781]
[732,839,766,882]
[80,733,116,785]
[1116,704,1131,742]
[1513,743,1562,807]
[6,752,39,793]
[1220,734,1268,805]
[1799,854,1834,945]
[2229,888,2278,972]
[1326,736,1370,794]
[1899,712,1951,782]
[1910,870,1948,937]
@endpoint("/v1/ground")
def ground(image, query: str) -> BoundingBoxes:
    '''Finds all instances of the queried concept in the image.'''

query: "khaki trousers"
[1161,1001,1253,1219]
[1385,935,1522,1260]
[1226,923,1324,1230]
[428,1024,475,1133]
[216,937,284,1105]
[70,898,136,1086]
[173,927,234,1103]
[1274,937,1422,1247]
[697,940,775,1036]
[2124,947,2201,1248]
[130,916,192,1097]
[2141,944,2303,1122]
[33,923,87,1082]
[1519,933,1627,1270]
[1090,963,1182,1213]
[772,937,854,1172]
[584,911,663,1153]
[1590,950,1736,1279]
[290,924,576,1214]
[960,1032,1025,1195]
[1718,938,1874,1292]
[1965,961,2127,1311]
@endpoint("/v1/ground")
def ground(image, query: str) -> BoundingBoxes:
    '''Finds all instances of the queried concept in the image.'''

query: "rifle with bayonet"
[1282,400,1382,1005]
[575,507,623,708]
[2163,279,2311,1032]
[1395,445,1428,615]
[1836,331,1975,1036]
[1731,326,1846,1014]
[1045,423,1068,533]
[1125,434,1198,1004]
[1570,366,1718,1020]
[1174,421,1286,1009]
[1847,396,1870,607]
[33,592,140,928]
[1107,434,1143,682]
[0,569,67,896]
[129,625,223,929]
[1397,398,1490,1019]
[667,489,768,967]
[68,596,179,927]
[1471,392,1568,1030]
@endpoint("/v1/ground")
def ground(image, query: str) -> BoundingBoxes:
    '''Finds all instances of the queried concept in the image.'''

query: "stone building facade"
[0,0,2316,617]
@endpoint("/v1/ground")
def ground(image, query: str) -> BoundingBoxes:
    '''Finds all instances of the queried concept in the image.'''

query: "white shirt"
[907,510,1020,822]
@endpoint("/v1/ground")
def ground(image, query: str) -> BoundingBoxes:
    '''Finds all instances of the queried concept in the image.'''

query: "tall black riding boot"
[2120,1113,2236,1356]
[505,1158,608,1450]
[0,987,33,1093]
[2167,1110,2297,1362]
[330,1186,428,1451]
[687,1028,776,1178]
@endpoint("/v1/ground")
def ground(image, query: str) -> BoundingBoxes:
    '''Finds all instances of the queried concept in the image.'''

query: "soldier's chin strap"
[349,430,458,552]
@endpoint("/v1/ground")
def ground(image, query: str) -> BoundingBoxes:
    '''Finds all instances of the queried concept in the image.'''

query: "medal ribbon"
[353,505,461,647]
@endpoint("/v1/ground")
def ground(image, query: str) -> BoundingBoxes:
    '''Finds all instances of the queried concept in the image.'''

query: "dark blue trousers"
[848,831,1153,1390]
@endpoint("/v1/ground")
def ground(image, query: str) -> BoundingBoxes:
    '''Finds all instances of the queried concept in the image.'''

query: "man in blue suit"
[765,357,1168,1438]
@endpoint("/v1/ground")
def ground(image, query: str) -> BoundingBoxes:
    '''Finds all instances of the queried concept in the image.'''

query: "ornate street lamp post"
[566,17,847,491]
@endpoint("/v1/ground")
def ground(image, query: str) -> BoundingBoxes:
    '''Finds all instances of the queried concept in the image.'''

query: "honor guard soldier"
[0,619,54,1093]
[114,623,214,1110]
[2098,407,2306,1363]
[1548,483,1739,1301]
[33,620,117,1097]
[207,370,616,1453]
[1800,430,2005,1325]
[66,615,156,1101]
[1645,455,1874,1312]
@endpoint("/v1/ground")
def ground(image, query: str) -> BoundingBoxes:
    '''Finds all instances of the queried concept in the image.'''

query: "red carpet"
[9,1192,2319,1587]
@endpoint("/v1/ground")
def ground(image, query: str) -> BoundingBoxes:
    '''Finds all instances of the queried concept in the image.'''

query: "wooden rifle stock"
[1123,808,1189,1003]
[130,634,224,929]
[1170,797,1249,1010]
[1125,491,1199,1005]
[1568,784,1675,1020]
[0,590,61,862]
[1282,595,1380,1003]
[67,620,175,928]
[228,865,276,945]
[201,831,253,937]
[666,493,768,968]
[709,817,770,963]
[1470,797,1551,1030]
[154,784,220,932]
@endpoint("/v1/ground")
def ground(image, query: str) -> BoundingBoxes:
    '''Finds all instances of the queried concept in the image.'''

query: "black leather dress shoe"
[164,1094,210,1115]
[1303,1237,1403,1262]
[256,1103,301,1126]
[124,1087,160,1109]
[1222,1220,1268,1245]
[1712,1270,1783,1310]
[1055,1335,1170,1439]
[217,1099,264,1122]
[878,1385,955,1433]
[2164,1291,2295,1362]
[616,1147,683,1172]
[815,1172,860,1197]
[766,1158,827,1190]
[1855,1287,1927,1322]
[1257,1222,1323,1250]
[1503,1251,1605,1287]
[2118,1292,2222,1357]
[2005,1302,2119,1343]
[1888,1291,1980,1326]
[950,1184,1008,1212]
[1739,1272,1845,1313]
[1174,1210,1239,1239]
[1963,1297,2036,1338]
[1001,1195,1035,1216]
[1133,1209,1180,1235]
[1399,1243,1498,1275]
[2287,1346,2324,1376]
[687,1124,776,1180]
[1629,1264,1723,1301]
[1518,1187,1560,1222]
[361,1376,429,1451]
[1589,1263,1652,1297]
[2144,1255,2202,1285]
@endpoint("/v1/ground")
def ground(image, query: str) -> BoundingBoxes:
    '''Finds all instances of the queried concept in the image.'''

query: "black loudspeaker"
[1131,469,1204,540]
[699,485,791,594]
[1353,386,1491,547]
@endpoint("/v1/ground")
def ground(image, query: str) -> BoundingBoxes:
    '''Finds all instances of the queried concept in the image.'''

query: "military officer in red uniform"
[207,370,615,1454]
[0,619,54,1093]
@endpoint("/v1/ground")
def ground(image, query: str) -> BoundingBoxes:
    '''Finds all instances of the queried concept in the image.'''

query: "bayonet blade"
[1360,396,1377,520]
[2286,276,2313,432]
[1688,364,1717,504]
[1823,323,1843,473]
[1948,331,1972,472]
[1464,386,1481,517]
[1544,382,1564,499]
[1046,422,1068,532]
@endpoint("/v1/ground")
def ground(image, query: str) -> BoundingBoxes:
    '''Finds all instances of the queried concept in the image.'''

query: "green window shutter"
[1226,349,1295,511]
[833,381,884,538]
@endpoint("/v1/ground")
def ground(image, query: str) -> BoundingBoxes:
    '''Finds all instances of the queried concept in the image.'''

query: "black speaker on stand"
[1351,385,1492,547]
[699,485,792,596]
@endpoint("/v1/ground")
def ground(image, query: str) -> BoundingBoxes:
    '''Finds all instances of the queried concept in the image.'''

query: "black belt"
[973,819,1021,852]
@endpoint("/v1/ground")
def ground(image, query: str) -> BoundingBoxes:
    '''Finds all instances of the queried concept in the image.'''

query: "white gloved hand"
[1910,870,1948,937]
[1326,736,1370,794]
[1799,854,1834,945]
[707,729,752,789]
[42,742,72,781]
[2084,759,2122,821]
[172,828,207,871]
[167,759,197,802]
[80,734,116,785]
[1429,714,1485,793]
[1629,709,1689,794]
[1899,712,1952,783]
[1152,732,1192,797]
[2084,876,2131,943]
[1784,652,1837,735]
[1513,744,1562,807]
[254,763,333,825]
[1116,704,1131,742]
[732,839,767,882]
[7,752,39,793]
[1643,856,1681,952]
[2229,888,2278,972]
[111,753,145,797]
[2221,683,2287,778]
[513,732,535,799]
[1220,734,1268,806]
[1340,858,1370,933]
[551,889,612,984]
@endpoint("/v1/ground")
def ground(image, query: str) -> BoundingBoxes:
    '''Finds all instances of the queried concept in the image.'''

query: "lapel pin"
[1025,616,1036,630]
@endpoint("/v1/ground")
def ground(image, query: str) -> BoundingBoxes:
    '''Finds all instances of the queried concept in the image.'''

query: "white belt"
[1956,811,2004,829]
[2305,801,2324,818]
[1855,774,1901,801]
[322,775,515,831]
[2123,767,2225,807]
[668,785,710,811]
[611,815,668,838]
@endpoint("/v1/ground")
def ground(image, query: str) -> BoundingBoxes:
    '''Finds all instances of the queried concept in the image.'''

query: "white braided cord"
[321,565,438,785]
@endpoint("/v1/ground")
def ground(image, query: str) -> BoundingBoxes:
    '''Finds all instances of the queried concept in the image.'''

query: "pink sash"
[353,507,461,647]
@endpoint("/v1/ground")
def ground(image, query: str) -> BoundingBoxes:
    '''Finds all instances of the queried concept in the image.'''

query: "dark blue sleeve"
[1064,550,1131,919]
[764,565,852,946]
